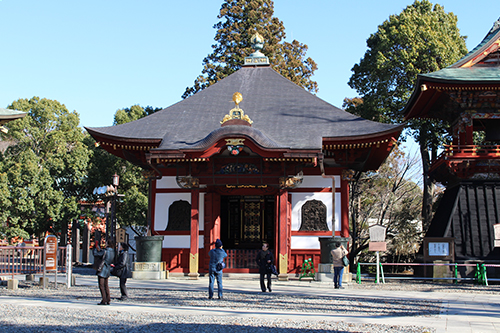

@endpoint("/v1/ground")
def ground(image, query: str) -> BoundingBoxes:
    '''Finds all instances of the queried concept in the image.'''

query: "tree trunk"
[419,127,434,231]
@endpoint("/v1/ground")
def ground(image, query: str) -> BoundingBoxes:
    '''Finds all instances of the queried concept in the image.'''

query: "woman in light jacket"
[93,239,115,305]
[331,241,348,289]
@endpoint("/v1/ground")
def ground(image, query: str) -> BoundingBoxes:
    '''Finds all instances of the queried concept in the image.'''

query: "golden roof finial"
[221,92,253,125]
[233,92,243,108]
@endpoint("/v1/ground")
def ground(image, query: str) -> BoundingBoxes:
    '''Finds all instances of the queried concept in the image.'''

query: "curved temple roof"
[87,66,402,152]
[0,108,26,125]
[404,17,500,120]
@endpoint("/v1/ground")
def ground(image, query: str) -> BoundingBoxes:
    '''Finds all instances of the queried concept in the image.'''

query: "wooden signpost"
[369,225,387,284]
[43,235,58,289]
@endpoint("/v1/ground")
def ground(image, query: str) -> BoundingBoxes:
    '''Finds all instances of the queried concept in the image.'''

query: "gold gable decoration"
[220,92,253,125]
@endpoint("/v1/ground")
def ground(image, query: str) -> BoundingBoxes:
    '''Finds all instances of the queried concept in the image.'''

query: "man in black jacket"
[256,242,274,292]
[111,242,131,300]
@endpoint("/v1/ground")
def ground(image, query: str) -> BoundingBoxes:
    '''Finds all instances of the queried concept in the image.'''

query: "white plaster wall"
[162,235,204,249]
[154,192,205,231]
[291,192,341,232]
[300,175,340,189]
[334,192,341,231]
[291,236,322,249]
[154,193,191,231]
[156,176,178,189]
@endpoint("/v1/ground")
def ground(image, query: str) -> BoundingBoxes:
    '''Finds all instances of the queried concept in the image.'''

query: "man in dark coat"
[256,242,274,292]
[111,242,131,300]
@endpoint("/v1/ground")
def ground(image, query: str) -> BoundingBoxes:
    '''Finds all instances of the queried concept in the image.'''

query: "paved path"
[3,275,500,332]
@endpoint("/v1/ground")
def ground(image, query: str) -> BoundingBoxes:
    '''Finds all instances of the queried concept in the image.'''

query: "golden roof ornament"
[220,92,253,125]
[233,92,243,107]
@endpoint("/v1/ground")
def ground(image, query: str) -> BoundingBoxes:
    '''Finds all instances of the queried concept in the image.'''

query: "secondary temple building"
[87,34,403,278]
[404,18,500,261]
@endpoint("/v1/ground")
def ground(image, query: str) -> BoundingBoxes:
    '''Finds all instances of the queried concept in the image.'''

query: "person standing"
[208,239,227,299]
[331,241,348,289]
[256,242,274,292]
[93,239,115,305]
[111,242,131,301]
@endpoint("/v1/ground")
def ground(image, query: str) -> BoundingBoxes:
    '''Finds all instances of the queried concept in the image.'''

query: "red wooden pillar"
[189,189,200,279]
[147,177,157,235]
[277,189,289,280]
[457,113,473,146]
[465,120,474,145]
[203,192,221,271]
[340,178,349,238]
[213,194,221,245]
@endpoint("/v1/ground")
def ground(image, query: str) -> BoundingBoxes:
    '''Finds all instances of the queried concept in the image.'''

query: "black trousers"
[98,276,110,303]
[260,272,271,292]
[120,277,128,298]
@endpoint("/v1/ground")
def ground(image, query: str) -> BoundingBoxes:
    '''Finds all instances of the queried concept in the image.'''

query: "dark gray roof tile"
[86,66,401,150]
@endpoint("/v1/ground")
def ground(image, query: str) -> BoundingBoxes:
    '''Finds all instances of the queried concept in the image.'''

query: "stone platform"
[132,262,168,280]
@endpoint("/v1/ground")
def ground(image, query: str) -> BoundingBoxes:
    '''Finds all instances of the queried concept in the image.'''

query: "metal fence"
[355,262,500,286]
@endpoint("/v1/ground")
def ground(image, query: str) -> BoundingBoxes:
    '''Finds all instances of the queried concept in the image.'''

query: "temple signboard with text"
[44,235,58,271]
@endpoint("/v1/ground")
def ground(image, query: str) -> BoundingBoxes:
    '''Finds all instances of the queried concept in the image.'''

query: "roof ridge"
[451,17,500,68]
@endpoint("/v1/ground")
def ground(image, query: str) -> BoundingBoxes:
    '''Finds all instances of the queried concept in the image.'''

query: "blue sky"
[1,0,499,135]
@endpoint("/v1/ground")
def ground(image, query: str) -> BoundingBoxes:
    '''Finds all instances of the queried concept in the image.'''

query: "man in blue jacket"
[208,238,227,299]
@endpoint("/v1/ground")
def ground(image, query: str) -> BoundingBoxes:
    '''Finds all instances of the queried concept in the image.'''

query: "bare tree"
[349,147,423,270]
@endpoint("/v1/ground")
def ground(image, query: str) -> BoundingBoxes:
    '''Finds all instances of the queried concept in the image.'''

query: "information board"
[423,237,455,262]
[45,235,58,271]
[428,242,449,256]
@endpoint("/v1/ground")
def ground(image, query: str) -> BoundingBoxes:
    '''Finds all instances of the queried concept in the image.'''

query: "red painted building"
[87,36,403,277]
[404,19,500,260]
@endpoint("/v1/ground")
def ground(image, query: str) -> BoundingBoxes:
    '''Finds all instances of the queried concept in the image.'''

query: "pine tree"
[182,0,318,99]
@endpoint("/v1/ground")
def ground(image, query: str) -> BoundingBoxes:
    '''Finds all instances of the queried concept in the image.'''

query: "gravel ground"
[3,269,497,333]
[0,303,434,333]
[0,282,437,332]
[2,280,442,316]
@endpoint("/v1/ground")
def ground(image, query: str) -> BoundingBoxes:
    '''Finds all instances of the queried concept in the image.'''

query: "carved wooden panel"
[166,200,191,231]
[299,199,328,231]
[243,201,261,242]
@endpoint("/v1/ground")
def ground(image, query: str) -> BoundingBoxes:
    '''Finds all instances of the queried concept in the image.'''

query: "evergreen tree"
[84,105,162,230]
[0,97,90,241]
[347,0,467,225]
[182,0,318,99]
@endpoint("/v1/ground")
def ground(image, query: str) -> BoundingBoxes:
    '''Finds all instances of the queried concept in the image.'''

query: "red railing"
[225,249,259,269]
[435,144,500,161]
[430,144,500,174]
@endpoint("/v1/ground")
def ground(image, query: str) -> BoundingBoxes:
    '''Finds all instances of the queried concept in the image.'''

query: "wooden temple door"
[220,195,274,271]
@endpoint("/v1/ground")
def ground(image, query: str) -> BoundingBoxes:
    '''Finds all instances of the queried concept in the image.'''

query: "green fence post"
[475,264,480,284]
[454,263,458,284]
[481,264,488,286]
[356,262,361,284]
[380,262,385,284]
